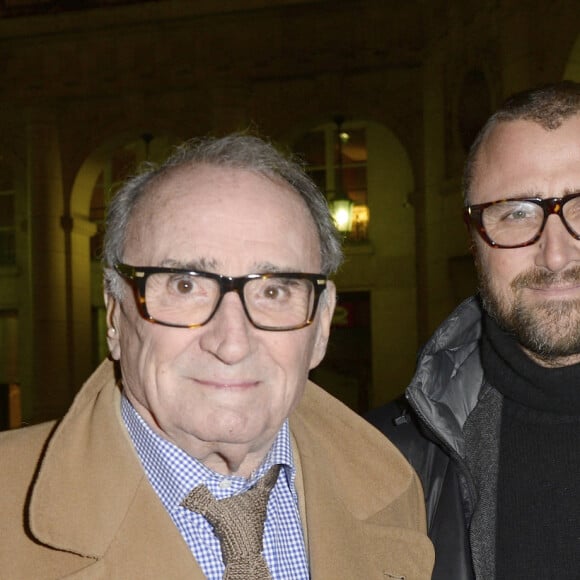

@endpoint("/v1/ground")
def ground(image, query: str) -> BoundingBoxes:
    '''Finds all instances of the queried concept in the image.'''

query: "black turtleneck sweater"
[481,315,580,580]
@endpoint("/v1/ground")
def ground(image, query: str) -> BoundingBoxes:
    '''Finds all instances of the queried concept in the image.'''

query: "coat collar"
[406,296,486,457]
[29,360,148,558]
[29,360,433,578]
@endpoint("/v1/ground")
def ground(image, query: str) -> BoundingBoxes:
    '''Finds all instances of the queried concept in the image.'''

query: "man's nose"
[198,291,253,364]
[535,214,580,272]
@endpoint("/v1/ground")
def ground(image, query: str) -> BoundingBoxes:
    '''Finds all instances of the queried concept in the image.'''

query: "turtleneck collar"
[480,312,580,415]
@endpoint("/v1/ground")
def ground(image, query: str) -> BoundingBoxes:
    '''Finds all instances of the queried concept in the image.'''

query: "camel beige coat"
[0,360,434,579]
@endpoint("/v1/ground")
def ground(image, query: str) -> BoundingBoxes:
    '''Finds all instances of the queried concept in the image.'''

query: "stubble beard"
[476,259,580,363]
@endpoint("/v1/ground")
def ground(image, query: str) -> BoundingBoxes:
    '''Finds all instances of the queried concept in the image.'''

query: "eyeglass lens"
[144,272,316,329]
[481,197,580,246]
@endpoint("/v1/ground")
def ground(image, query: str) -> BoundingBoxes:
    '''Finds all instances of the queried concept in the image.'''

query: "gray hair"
[103,133,344,297]
[463,80,580,203]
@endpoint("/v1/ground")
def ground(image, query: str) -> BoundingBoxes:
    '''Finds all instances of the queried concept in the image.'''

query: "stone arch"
[68,132,178,380]
[288,117,416,408]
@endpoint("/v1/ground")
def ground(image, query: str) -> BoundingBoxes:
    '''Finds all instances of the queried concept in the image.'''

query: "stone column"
[26,109,70,422]
[69,214,97,393]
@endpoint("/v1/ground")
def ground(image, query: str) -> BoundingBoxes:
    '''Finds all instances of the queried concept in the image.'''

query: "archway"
[69,133,177,385]
[292,118,416,410]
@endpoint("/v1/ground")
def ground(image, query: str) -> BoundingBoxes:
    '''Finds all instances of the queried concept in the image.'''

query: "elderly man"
[368,80,580,579]
[0,134,433,579]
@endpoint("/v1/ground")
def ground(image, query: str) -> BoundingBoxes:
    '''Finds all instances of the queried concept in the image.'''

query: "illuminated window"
[295,122,369,242]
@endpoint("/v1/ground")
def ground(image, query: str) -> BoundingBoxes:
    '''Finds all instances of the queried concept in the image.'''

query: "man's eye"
[492,203,536,222]
[505,208,531,221]
[264,285,288,300]
[169,276,196,294]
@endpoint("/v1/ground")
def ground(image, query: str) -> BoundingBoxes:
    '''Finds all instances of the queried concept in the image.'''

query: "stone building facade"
[0,0,579,423]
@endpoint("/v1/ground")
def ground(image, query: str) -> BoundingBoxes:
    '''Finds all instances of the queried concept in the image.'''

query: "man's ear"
[104,291,121,361]
[309,281,336,370]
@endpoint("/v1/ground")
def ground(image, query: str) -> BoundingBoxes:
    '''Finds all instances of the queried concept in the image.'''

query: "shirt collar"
[121,393,296,510]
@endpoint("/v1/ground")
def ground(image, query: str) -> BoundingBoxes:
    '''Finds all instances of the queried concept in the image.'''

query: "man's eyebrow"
[562,187,580,197]
[503,187,580,200]
[159,258,218,271]
[500,189,543,200]
[253,262,303,273]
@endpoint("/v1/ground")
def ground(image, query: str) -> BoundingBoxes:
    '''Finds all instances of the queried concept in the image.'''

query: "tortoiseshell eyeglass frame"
[463,192,580,249]
[114,262,328,331]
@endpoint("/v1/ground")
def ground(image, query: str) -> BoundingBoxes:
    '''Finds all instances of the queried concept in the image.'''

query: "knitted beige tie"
[181,464,281,580]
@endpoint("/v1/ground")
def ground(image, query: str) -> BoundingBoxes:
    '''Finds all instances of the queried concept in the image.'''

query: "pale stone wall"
[0,0,578,420]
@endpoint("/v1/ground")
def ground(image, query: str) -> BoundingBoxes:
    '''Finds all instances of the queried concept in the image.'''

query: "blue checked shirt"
[121,395,309,579]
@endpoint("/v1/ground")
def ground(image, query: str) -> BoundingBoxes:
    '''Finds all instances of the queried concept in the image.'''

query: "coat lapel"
[290,381,434,579]
[61,479,205,579]
[28,360,205,578]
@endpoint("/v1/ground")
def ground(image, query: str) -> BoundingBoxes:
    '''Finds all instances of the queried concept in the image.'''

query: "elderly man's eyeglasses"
[115,263,328,331]
[463,192,580,248]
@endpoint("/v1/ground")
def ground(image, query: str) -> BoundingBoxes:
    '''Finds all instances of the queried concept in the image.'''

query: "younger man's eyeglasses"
[463,192,580,248]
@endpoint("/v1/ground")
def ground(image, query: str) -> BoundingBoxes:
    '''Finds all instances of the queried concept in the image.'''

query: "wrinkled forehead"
[122,164,322,270]
[133,162,298,217]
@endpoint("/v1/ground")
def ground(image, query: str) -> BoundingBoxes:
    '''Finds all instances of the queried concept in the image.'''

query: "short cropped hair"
[103,133,344,297]
[463,80,580,202]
